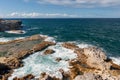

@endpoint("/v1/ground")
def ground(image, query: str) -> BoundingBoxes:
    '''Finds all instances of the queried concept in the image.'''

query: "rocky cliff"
[0,19,22,31]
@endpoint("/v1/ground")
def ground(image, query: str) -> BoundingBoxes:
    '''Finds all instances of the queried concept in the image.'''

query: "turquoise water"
[0,18,120,57]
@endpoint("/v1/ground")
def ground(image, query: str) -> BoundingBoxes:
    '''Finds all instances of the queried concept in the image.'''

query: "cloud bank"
[32,0,120,8]
[4,12,78,18]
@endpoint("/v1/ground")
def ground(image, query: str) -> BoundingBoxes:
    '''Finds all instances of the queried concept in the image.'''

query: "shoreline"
[0,34,120,80]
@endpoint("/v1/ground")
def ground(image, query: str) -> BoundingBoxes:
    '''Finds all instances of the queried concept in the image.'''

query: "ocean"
[1,18,120,57]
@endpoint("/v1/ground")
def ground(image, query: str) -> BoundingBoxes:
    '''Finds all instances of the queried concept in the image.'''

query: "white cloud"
[5,12,78,18]
[36,0,120,8]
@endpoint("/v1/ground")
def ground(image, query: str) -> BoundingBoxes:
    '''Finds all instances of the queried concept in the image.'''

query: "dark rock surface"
[0,19,22,31]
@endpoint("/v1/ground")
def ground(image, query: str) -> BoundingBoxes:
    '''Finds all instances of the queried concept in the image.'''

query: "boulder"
[44,49,55,55]
[0,20,22,31]
[55,57,62,62]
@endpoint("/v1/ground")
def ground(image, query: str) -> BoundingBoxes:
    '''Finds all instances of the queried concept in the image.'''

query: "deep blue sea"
[0,18,120,57]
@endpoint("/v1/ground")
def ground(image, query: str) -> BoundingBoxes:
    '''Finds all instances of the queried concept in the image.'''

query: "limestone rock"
[83,47,111,70]
[74,73,103,80]
[33,41,55,52]
[4,57,23,69]
[62,43,79,50]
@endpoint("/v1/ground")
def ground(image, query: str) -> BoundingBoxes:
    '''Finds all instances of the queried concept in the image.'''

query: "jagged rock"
[59,69,70,80]
[83,47,111,70]
[4,57,23,69]
[13,74,35,80]
[44,49,55,55]
[39,72,60,80]
[74,73,103,80]
[0,20,22,31]
[62,43,79,50]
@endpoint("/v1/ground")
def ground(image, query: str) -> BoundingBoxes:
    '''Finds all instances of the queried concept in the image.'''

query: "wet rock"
[62,43,79,50]
[13,74,35,80]
[0,63,11,74]
[55,57,62,62]
[0,63,13,80]
[59,69,70,80]
[44,49,55,55]
[0,20,22,32]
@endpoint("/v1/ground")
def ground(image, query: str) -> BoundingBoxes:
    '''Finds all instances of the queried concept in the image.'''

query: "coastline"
[0,34,120,80]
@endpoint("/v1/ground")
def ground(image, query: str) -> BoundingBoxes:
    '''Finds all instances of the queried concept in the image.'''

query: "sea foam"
[0,37,25,42]
[110,57,120,65]
[8,43,77,80]
[5,30,26,34]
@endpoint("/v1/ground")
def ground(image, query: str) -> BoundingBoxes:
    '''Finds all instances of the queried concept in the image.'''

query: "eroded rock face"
[4,57,23,69]
[83,47,111,70]
[62,42,120,80]
[0,20,22,31]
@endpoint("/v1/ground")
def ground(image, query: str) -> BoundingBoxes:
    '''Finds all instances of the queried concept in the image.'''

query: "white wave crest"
[0,37,25,42]
[5,30,26,34]
[110,57,120,65]
[40,34,56,43]
[77,43,92,48]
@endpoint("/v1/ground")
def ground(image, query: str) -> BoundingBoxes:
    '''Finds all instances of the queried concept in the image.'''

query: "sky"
[0,0,120,18]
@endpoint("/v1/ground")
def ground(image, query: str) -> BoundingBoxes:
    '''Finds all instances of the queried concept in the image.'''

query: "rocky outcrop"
[0,34,56,80]
[62,42,120,80]
[0,20,22,31]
